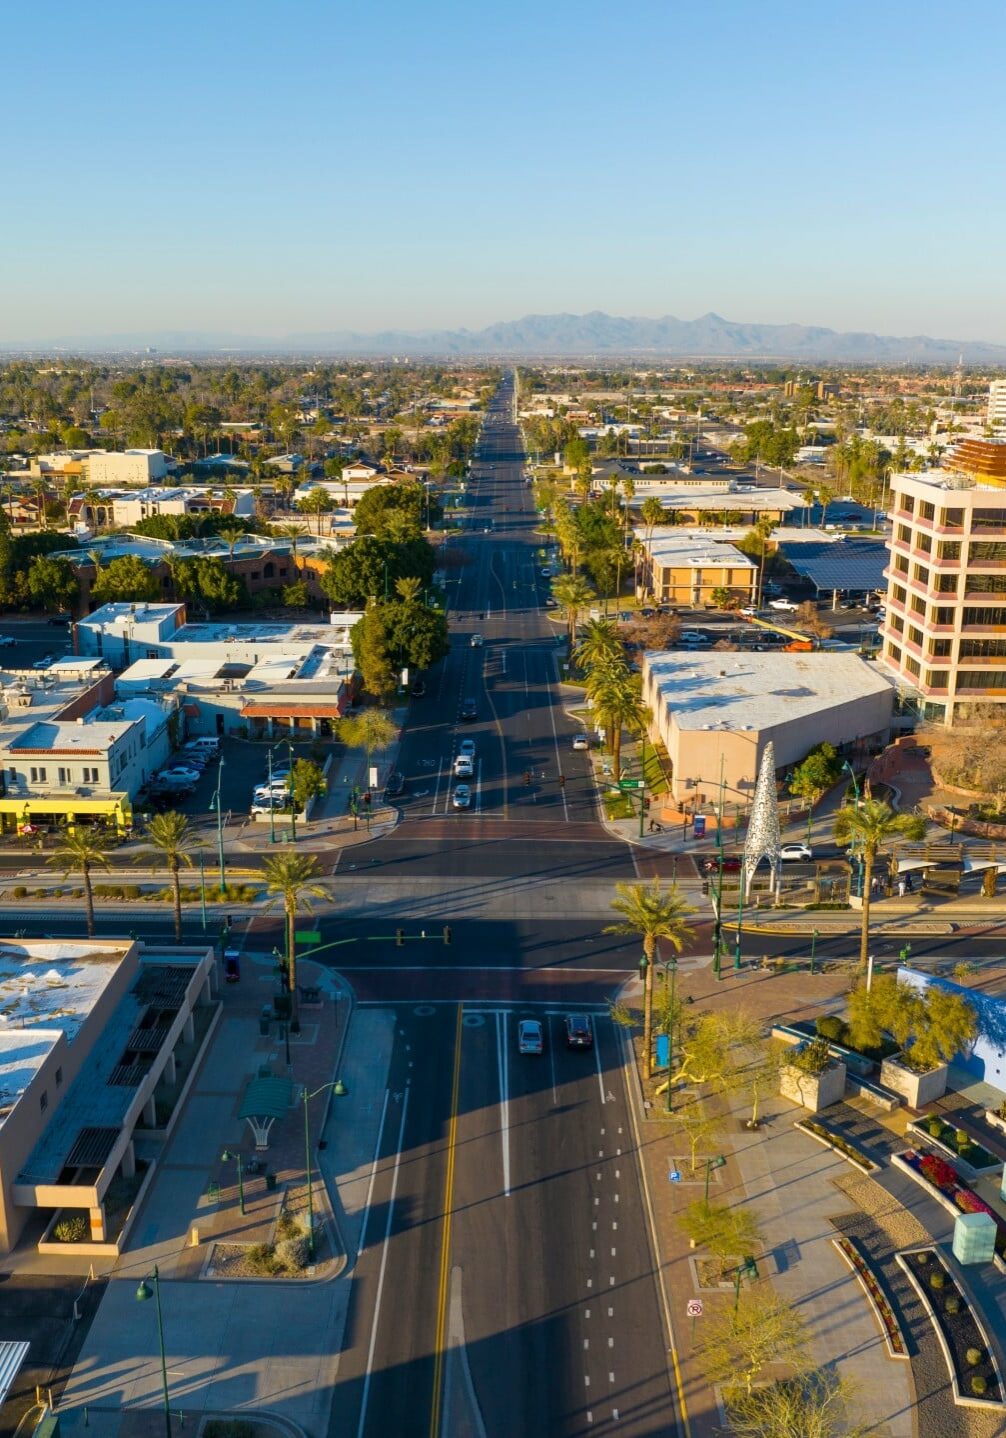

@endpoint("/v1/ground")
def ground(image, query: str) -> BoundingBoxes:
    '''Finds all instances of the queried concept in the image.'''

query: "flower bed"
[899,1248,1004,1407]
[796,1119,877,1173]
[897,1149,1006,1259]
[832,1237,908,1358]
[910,1117,1001,1175]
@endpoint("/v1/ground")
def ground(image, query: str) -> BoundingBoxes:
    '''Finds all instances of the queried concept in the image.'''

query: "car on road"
[739,606,759,617]
[571,733,590,751]
[540,567,552,578]
[410,678,426,697]
[768,599,798,612]
[453,756,474,778]
[699,853,743,873]
[470,633,484,647]
[0,636,16,648]
[459,699,477,722]
[458,738,476,759]
[564,1014,594,1050]
[31,656,53,670]
[46,614,72,627]
[452,783,472,810]
[518,1019,544,1055]
[780,843,813,862]
[383,772,405,798]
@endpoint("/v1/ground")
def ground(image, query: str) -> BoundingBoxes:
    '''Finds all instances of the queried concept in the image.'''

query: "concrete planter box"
[985,1109,1006,1138]
[881,1055,949,1108]
[780,1058,847,1112]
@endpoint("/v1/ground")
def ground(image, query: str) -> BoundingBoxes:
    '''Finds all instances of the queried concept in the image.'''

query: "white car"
[470,633,484,647]
[452,783,472,810]
[458,739,476,759]
[160,766,201,785]
[571,734,590,751]
[453,756,474,778]
[779,843,813,862]
[32,656,53,670]
[739,606,759,617]
[0,636,16,648]
[768,599,798,613]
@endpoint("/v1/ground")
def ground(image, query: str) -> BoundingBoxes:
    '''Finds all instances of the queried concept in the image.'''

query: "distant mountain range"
[5,310,1006,362]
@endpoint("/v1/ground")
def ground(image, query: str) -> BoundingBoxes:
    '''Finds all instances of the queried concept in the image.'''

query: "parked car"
[31,656,53,670]
[0,636,16,648]
[383,772,405,798]
[571,733,590,751]
[564,1014,594,1050]
[518,1019,544,1055]
[452,783,472,810]
[768,599,798,612]
[780,843,813,862]
[159,766,201,785]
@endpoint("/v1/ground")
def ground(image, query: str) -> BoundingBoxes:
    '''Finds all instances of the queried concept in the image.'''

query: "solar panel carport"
[776,537,889,597]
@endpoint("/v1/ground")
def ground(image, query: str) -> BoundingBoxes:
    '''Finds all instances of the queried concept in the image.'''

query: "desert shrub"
[955,1128,969,1147]
[53,1214,88,1242]
[971,1375,988,1396]
[12,885,26,899]
[790,1036,833,1075]
[927,1118,944,1138]
[276,1234,310,1271]
[916,1250,930,1264]
[815,1015,848,1044]
[244,1243,279,1276]
[929,1270,945,1290]
[967,1347,984,1367]
[945,1295,961,1315]
[124,884,141,900]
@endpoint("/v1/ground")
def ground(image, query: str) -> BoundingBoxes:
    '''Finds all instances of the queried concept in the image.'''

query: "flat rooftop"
[644,650,894,732]
[7,719,137,754]
[0,942,129,1120]
[172,618,361,645]
[643,535,755,569]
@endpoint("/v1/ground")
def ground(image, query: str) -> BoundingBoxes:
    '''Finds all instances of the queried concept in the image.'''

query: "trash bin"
[266,1170,277,1191]
[259,1005,272,1036]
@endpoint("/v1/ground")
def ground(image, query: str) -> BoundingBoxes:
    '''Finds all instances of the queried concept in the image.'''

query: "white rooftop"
[644,650,894,732]
[629,486,801,511]
[643,535,755,569]
[7,719,137,754]
[0,941,128,1119]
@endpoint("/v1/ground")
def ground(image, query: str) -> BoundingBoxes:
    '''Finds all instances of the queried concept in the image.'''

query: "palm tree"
[276,522,309,568]
[141,811,198,942]
[54,828,111,938]
[218,525,245,560]
[833,799,926,971]
[575,617,622,674]
[640,495,665,546]
[394,575,422,605]
[606,882,695,1077]
[552,572,595,647]
[263,852,328,1012]
[590,668,647,777]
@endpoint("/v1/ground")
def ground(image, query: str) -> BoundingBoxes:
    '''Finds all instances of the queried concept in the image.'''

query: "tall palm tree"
[394,575,422,605]
[141,811,198,942]
[606,882,695,1077]
[590,669,647,778]
[263,852,328,1013]
[54,828,111,938]
[640,495,665,546]
[218,525,245,560]
[833,799,926,970]
[575,617,622,673]
[276,522,309,566]
[552,572,595,647]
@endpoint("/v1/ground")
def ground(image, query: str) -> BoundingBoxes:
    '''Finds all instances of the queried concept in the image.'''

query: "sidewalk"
[628,963,917,1438]
[53,949,359,1436]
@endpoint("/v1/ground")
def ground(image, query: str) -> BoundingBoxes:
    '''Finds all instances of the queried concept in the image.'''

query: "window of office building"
[919,501,936,523]
[972,509,1006,532]
[897,523,912,544]
[894,555,909,575]
[890,613,905,635]
[916,532,932,554]
[938,540,962,561]
[959,670,1006,689]
[936,573,958,593]
[908,625,924,647]
[928,638,952,658]
[887,642,902,665]
[970,541,1006,563]
[29,767,47,784]
[960,638,1006,659]
[910,594,926,616]
[966,573,1006,595]
[940,507,964,528]
[912,563,930,586]
[964,606,1006,627]
[905,656,921,678]
[893,584,907,605]
[926,670,949,689]
[900,494,915,514]
[932,606,955,626]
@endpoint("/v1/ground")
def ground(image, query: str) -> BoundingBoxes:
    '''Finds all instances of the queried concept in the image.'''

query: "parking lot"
[150,736,330,822]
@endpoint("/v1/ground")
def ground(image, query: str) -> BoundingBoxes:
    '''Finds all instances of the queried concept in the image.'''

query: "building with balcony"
[987,381,1006,434]
[881,463,1006,724]
[0,938,217,1254]
[636,532,757,607]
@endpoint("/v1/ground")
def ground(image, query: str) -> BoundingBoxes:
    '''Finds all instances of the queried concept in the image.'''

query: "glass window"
[919,501,936,522]
[932,607,955,625]
[905,656,921,678]
[908,626,924,647]
[940,507,964,528]
[959,670,1006,689]
[916,532,932,554]
[928,638,952,657]
[936,574,958,593]
[938,540,961,560]
[912,563,930,586]
[926,670,949,689]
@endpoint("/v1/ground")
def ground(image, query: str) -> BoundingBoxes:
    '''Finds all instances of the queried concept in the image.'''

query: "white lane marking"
[590,1249,595,1259]
[495,1009,511,1197]
[594,1029,607,1106]
[584,1376,590,1387]
[587,1277,593,1287]
[608,1337,614,1348]
[611,1247,617,1257]
[583,1338,589,1350]
[608,1373,615,1384]
[615,1169,620,1179]
[607,1308,613,1318]
[585,1308,591,1318]
[587,1412,593,1425]
[355,1087,390,1259]
[614,1194,619,1203]
[612,1409,619,1423]
[431,756,444,817]
[612,1222,618,1231]
[356,1083,410,1438]
[597,1150,604,1158]
[609,1276,615,1286]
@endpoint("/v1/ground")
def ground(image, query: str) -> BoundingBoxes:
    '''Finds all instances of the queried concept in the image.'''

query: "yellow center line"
[429,1002,463,1438]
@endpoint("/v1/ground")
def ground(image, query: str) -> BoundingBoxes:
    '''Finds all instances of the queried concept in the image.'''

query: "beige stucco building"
[642,650,894,805]
[637,532,757,608]
[0,938,216,1254]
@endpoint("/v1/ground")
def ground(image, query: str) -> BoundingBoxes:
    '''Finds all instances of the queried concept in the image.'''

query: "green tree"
[321,535,435,609]
[263,852,328,1014]
[217,525,246,560]
[640,495,666,545]
[27,554,79,614]
[141,810,198,943]
[551,572,595,647]
[353,479,436,538]
[297,488,334,535]
[847,974,977,1071]
[350,603,398,700]
[290,758,326,813]
[276,522,309,563]
[832,799,926,970]
[698,1289,808,1400]
[788,742,843,842]
[282,580,309,607]
[589,667,646,777]
[54,829,111,938]
[678,1201,763,1269]
[605,882,695,1077]
[91,555,160,606]
[339,708,399,764]
[575,617,623,674]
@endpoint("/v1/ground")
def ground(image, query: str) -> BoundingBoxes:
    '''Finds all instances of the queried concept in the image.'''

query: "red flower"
[920,1153,959,1189]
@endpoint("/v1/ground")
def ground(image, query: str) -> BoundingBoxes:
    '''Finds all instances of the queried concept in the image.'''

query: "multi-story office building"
[881,444,1006,723]
[987,381,1006,433]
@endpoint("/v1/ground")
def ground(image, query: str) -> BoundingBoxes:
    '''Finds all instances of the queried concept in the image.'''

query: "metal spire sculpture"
[742,741,781,903]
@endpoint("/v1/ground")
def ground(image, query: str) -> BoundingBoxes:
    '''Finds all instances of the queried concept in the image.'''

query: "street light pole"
[302,1078,348,1260]
[214,754,226,893]
[221,1149,245,1215]
[665,955,677,1113]
[267,746,276,845]
[733,1255,759,1314]
[286,737,297,845]
[810,926,819,975]
[135,1264,172,1438]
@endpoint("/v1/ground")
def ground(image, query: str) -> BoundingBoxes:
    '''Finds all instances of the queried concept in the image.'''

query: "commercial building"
[636,533,756,607]
[987,381,1006,433]
[626,483,803,525]
[0,937,217,1253]
[83,450,170,487]
[880,454,1006,724]
[642,650,894,804]
[78,603,357,737]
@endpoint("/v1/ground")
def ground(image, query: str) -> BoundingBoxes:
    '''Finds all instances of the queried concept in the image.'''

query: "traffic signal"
[396,928,405,947]
[558,774,565,787]
[363,791,372,806]
[443,925,452,946]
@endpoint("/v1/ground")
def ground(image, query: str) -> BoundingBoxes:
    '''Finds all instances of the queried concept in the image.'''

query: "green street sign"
[619,779,643,790]
[295,930,322,944]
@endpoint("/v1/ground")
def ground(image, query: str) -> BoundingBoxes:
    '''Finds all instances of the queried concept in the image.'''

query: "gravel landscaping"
[902,1249,1002,1406]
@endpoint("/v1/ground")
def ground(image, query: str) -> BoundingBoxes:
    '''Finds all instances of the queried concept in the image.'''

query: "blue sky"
[4,0,1006,342]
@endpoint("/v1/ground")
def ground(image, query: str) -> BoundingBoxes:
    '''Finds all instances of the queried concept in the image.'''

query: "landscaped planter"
[898,1248,1004,1408]
[780,1057,846,1112]
[985,1109,1006,1139]
[796,1119,877,1173]
[880,1055,948,1108]
[908,1118,1002,1179]
[832,1237,908,1358]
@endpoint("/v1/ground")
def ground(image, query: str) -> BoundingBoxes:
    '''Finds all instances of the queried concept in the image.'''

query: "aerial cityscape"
[4,4,1006,1438]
